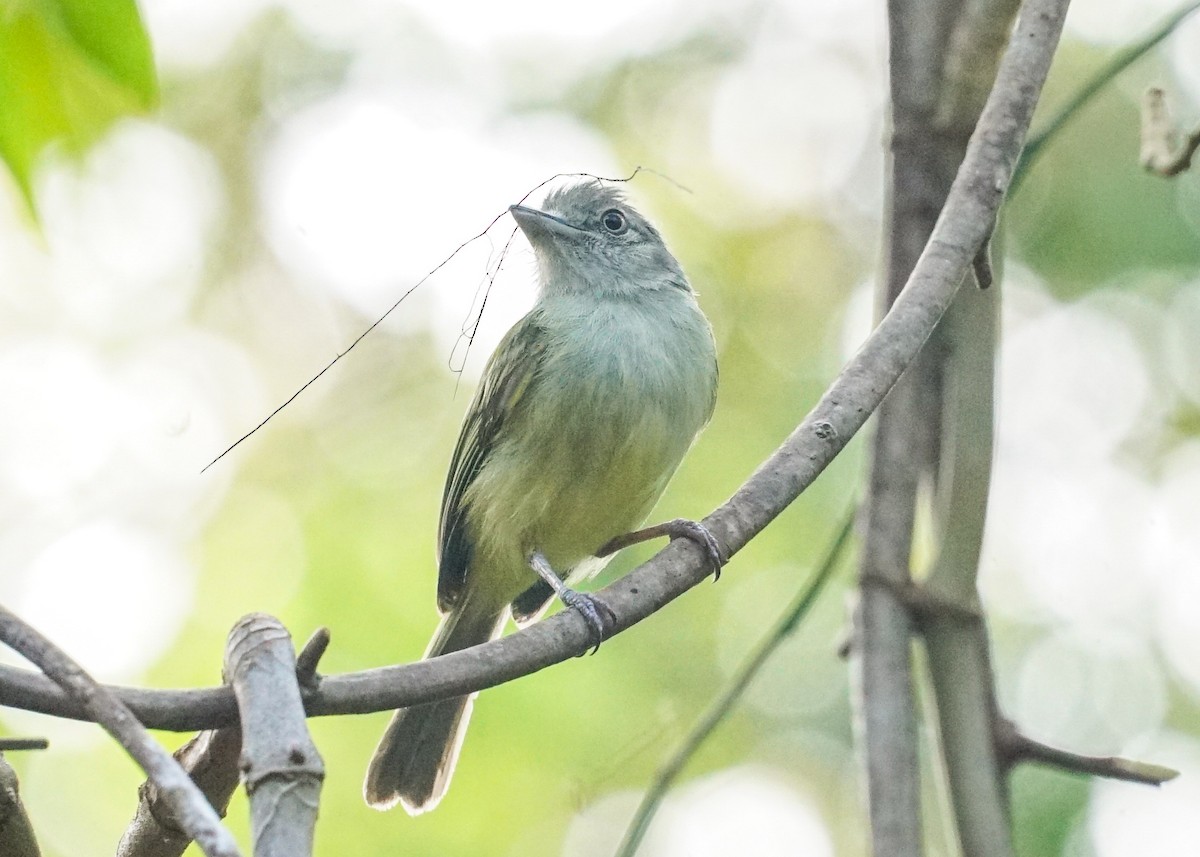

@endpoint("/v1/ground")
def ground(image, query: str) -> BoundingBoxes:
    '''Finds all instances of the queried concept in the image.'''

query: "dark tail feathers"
[363,602,504,813]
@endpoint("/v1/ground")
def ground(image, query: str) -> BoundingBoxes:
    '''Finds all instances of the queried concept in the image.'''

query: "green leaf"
[53,0,158,107]
[0,0,158,211]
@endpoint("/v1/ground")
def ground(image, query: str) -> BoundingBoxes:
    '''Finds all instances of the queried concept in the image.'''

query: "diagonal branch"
[0,604,242,857]
[0,0,1063,730]
[116,728,243,857]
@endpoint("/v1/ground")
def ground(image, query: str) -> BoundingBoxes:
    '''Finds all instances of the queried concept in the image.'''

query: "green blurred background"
[1,0,1200,855]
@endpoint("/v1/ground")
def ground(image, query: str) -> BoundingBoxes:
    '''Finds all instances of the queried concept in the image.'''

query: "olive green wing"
[436,314,548,613]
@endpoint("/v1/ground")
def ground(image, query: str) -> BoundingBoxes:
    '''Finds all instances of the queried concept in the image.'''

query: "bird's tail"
[363,597,506,813]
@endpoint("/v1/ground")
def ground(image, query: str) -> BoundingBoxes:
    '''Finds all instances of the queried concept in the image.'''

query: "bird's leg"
[528,551,615,655]
[596,518,726,580]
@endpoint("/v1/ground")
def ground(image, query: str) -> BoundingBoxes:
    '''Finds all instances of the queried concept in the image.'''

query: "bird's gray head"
[509,181,689,298]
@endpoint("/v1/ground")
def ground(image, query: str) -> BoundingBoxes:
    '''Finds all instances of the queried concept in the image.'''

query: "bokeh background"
[2,0,1200,854]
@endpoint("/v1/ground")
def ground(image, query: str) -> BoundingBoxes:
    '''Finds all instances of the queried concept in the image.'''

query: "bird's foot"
[528,550,615,655]
[596,518,726,580]
[558,588,616,655]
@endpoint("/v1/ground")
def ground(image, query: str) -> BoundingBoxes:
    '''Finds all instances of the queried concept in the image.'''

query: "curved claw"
[560,589,615,655]
[528,550,617,655]
[663,518,726,581]
[596,518,727,581]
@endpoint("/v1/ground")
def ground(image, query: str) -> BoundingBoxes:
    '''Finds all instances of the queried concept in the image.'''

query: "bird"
[364,180,720,814]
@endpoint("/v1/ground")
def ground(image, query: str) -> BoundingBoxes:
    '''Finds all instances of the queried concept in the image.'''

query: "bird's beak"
[509,204,579,245]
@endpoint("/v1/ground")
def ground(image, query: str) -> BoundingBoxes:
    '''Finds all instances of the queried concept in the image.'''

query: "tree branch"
[0,740,47,752]
[914,0,1018,851]
[0,0,1060,731]
[996,720,1179,786]
[116,728,243,857]
[920,277,1011,856]
[851,0,966,848]
[224,614,323,857]
[938,0,1025,135]
[0,754,40,857]
[0,604,242,857]
[115,621,334,857]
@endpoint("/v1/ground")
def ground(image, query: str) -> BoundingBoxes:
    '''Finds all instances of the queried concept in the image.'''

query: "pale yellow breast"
[460,290,716,606]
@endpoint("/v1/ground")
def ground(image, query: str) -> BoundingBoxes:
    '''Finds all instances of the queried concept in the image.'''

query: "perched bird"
[364,180,720,814]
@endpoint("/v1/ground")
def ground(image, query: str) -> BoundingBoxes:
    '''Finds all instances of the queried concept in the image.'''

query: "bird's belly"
[463,375,696,600]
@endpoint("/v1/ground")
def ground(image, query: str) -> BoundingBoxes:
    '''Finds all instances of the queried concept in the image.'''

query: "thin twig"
[996,720,1179,786]
[295,627,331,689]
[0,739,47,752]
[613,513,854,857]
[0,604,242,857]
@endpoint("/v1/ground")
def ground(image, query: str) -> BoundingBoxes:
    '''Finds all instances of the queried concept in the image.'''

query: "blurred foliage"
[2,4,1200,857]
[0,0,157,211]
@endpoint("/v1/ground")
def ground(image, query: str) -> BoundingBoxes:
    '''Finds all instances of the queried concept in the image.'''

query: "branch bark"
[859,1,1067,855]
[996,720,1179,786]
[116,722,242,857]
[224,615,323,857]
[921,275,1011,857]
[914,0,1019,854]
[115,623,334,857]
[850,0,965,851]
[0,754,40,857]
[0,604,242,857]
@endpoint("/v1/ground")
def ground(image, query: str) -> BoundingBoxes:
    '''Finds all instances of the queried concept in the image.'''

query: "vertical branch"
[921,281,1011,857]
[224,615,324,857]
[917,1,1019,854]
[853,387,924,857]
[852,2,963,855]
[858,1,1071,855]
[920,0,1073,853]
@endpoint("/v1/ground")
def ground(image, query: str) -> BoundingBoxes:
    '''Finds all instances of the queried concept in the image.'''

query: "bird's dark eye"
[601,209,628,234]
